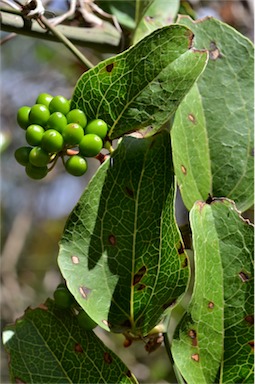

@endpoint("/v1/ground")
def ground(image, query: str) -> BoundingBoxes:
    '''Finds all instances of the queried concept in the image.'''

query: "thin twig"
[0,31,16,45]
[38,14,94,69]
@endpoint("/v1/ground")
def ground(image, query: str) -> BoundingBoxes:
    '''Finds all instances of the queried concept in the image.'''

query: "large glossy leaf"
[3,299,137,384]
[171,16,254,212]
[133,0,180,43]
[58,130,189,336]
[172,198,254,383]
[71,24,208,139]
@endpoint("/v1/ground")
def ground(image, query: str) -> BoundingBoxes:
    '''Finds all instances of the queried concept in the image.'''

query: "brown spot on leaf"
[106,63,114,72]
[181,165,187,175]
[104,352,113,364]
[248,341,254,351]
[188,329,196,339]
[133,266,147,285]
[15,379,26,384]
[178,242,185,255]
[79,286,91,299]
[74,343,83,353]
[191,353,199,362]
[182,257,188,268]
[125,186,134,198]
[108,234,116,246]
[137,284,146,291]
[208,301,214,309]
[239,271,250,282]
[245,315,254,326]
[126,370,132,378]
[188,330,198,347]
[71,255,80,264]
[188,114,196,124]
[209,42,222,60]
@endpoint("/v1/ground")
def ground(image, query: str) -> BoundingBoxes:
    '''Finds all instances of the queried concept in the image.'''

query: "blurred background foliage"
[0,0,253,382]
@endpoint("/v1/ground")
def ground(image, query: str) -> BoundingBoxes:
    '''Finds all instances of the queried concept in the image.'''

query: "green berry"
[66,109,87,129]
[29,104,50,126]
[53,286,74,309]
[84,119,108,139]
[49,95,70,115]
[25,124,45,146]
[62,123,84,145]
[36,93,53,107]
[46,112,67,133]
[25,163,48,180]
[65,155,87,176]
[77,310,97,330]
[17,106,31,130]
[41,129,64,153]
[14,146,32,166]
[79,134,103,157]
[29,146,51,167]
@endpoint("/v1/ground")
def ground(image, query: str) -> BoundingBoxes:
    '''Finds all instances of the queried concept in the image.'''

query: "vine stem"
[38,15,94,69]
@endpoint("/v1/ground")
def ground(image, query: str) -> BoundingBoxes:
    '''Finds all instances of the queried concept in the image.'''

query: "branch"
[38,14,94,69]
[0,8,121,51]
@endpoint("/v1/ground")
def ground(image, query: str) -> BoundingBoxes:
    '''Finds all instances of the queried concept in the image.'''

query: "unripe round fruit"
[17,106,31,130]
[79,134,103,157]
[25,163,48,179]
[77,310,97,330]
[15,146,32,166]
[25,124,45,146]
[84,119,108,139]
[29,104,50,126]
[62,123,84,145]
[53,286,74,309]
[49,95,70,115]
[29,146,51,167]
[41,129,64,153]
[36,93,53,107]
[66,109,87,129]
[65,155,87,176]
[46,112,67,133]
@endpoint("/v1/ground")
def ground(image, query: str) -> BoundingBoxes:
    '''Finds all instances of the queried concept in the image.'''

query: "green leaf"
[97,0,136,30]
[133,0,180,44]
[172,16,254,212]
[170,83,211,209]
[172,198,254,384]
[71,24,208,140]
[58,130,189,336]
[3,299,137,384]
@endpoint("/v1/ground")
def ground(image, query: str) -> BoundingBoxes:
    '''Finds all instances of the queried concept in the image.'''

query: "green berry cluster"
[53,283,97,330]
[15,93,109,179]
